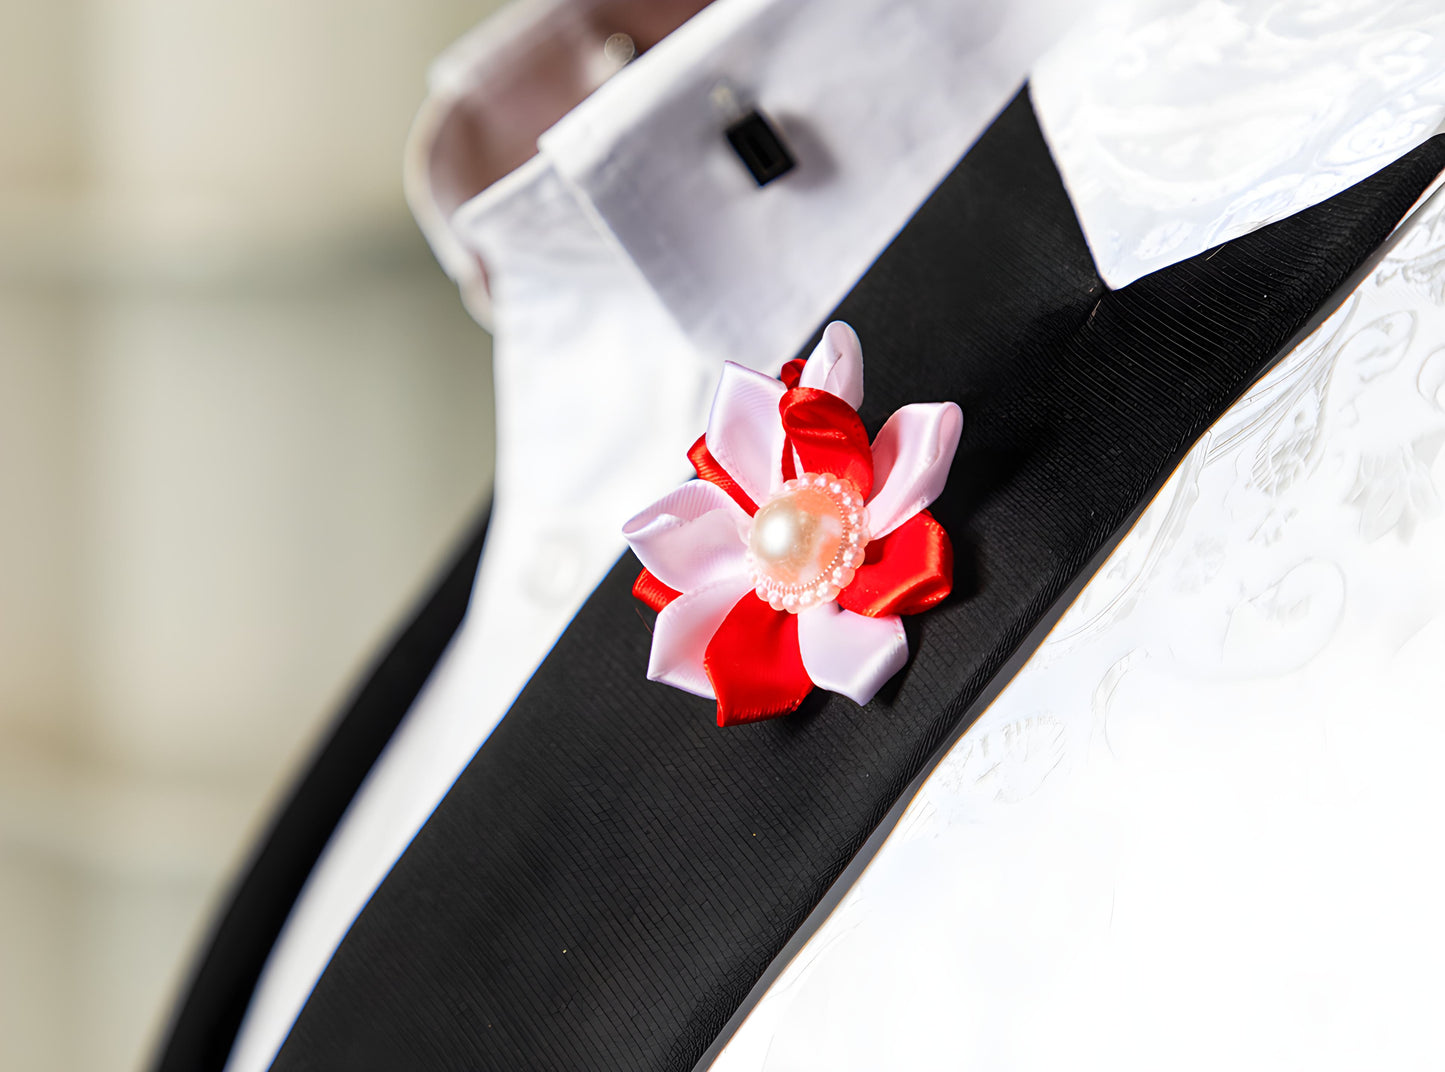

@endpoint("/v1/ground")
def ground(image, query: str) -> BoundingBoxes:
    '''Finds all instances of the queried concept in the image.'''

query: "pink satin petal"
[622,480,750,593]
[799,321,865,410]
[705,362,787,508]
[648,576,754,700]
[796,603,908,706]
[866,401,963,538]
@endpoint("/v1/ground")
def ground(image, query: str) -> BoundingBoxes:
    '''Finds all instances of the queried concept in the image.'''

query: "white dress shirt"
[226,0,1445,1068]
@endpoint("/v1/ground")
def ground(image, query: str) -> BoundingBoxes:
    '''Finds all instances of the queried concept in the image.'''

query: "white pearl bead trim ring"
[746,473,870,613]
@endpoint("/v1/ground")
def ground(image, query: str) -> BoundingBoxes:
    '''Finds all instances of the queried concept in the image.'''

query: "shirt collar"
[419,0,1087,369]
[414,0,1445,351]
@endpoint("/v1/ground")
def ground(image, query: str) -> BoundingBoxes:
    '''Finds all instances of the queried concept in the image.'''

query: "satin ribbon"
[628,323,962,725]
[641,420,954,725]
[779,387,875,498]
[837,510,952,617]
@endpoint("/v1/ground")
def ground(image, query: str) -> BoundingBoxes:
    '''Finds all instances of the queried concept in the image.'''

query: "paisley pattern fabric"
[1034,0,1445,287]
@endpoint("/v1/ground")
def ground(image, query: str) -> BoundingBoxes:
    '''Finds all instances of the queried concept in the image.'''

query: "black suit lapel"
[152,506,490,1072]
[267,91,1444,1071]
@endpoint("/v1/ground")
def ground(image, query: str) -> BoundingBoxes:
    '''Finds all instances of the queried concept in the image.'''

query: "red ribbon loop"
[837,510,953,618]
[779,387,874,499]
[687,434,759,515]
[632,568,682,612]
[779,357,807,389]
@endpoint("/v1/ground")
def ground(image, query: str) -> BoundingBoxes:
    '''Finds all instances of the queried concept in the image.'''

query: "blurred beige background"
[0,1,507,1068]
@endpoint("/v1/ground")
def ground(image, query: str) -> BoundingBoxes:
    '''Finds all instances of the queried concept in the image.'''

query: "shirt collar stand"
[442,0,1085,369]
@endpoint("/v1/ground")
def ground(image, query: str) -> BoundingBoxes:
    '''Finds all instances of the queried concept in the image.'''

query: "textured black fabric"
[273,93,1445,1072]
[151,505,489,1072]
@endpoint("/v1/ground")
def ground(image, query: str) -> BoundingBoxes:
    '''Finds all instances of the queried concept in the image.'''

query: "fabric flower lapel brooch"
[624,321,963,726]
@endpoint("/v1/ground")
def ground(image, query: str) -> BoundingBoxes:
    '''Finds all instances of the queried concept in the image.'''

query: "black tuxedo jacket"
[155,92,1445,1072]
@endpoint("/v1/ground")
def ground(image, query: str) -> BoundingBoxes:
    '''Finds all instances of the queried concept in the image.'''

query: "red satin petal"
[837,509,953,618]
[779,387,873,499]
[632,568,681,611]
[704,594,814,726]
[779,435,797,483]
[687,434,758,515]
[775,358,804,478]
[776,365,800,482]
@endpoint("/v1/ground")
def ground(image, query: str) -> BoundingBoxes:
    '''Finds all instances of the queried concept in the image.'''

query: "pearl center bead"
[747,473,869,613]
